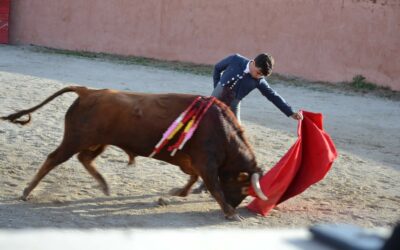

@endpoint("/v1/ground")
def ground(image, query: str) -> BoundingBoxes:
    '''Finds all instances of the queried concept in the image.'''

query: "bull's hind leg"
[169,175,199,197]
[121,147,137,166]
[21,144,76,201]
[167,155,198,197]
[77,145,109,195]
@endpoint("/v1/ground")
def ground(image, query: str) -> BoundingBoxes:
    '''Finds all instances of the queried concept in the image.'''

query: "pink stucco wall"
[9,0,400,90]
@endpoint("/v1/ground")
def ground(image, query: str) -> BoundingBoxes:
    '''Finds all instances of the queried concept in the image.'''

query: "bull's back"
[65,89,200,154]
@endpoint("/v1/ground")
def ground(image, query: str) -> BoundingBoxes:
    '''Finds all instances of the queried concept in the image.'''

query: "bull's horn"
[251,173,268,201]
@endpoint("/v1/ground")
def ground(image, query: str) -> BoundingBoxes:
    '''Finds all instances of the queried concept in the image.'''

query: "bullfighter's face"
[249,61,264,80]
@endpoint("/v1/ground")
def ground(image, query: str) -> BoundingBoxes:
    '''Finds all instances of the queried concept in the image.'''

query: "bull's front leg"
[200,170,242,221]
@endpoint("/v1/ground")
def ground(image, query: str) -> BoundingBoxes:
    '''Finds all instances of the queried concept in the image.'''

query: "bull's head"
[220,171,268,208]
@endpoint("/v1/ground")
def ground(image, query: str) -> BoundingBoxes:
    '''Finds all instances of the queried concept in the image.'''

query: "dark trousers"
[211,83,241,124]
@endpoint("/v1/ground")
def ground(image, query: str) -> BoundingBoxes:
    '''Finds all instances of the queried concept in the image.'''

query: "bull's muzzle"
[251,173,269,201]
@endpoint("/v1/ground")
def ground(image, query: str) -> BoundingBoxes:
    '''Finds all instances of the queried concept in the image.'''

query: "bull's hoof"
[20,195,28,201]
[169,188,188,197]
[102,186,110,196]
[20,188,30,201]
[158,197,170,206]
[127,159,136,166]
[225,213,244,221]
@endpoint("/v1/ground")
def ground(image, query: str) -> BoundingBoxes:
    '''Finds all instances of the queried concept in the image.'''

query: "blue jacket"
[213,54,294,117]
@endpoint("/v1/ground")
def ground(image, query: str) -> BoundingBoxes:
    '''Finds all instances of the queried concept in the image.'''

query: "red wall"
[9,0,400,90]
[0,0,10,44]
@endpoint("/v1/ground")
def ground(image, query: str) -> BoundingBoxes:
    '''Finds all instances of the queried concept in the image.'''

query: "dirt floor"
[0,45,399,229]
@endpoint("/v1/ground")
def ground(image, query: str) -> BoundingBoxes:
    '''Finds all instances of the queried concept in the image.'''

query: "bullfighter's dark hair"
[254,53,274,76]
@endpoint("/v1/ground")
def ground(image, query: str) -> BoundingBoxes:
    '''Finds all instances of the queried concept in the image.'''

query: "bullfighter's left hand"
[291,111,303,120]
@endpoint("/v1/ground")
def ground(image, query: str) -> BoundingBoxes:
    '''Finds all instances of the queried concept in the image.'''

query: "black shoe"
[192,182,208,194]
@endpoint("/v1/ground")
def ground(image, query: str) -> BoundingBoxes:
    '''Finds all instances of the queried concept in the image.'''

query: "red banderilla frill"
[149,96,216,158]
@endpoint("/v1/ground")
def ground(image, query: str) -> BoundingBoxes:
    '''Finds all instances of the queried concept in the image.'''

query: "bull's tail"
[1,86,88,125]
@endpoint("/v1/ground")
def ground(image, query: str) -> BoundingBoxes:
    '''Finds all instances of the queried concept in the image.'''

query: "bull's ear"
[237,172,249,182]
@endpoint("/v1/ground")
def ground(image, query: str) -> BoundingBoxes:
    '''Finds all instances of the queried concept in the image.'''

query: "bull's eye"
[237,172,249,182]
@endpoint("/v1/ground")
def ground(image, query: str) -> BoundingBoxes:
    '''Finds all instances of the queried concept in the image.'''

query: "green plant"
[350,75,378,90]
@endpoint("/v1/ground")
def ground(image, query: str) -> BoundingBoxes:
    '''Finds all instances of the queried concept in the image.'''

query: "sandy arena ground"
[0,45,399,229]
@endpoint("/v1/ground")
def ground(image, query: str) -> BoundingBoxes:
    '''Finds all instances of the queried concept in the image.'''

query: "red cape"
[247,110,338,216]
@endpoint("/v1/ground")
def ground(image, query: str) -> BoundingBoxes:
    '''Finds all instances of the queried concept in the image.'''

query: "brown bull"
[1,86,267,220]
